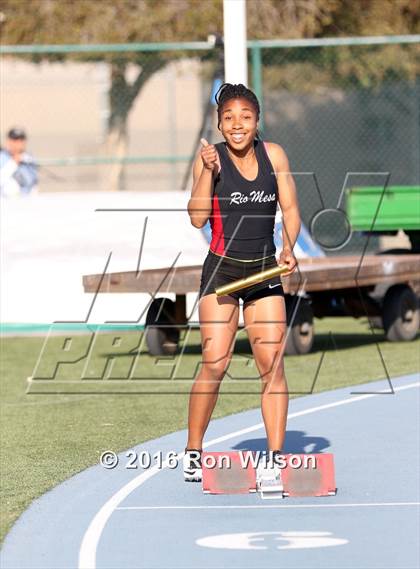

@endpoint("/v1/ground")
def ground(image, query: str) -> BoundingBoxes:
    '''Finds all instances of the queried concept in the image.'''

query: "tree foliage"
[1,0,418,188]
[0,0,223,44]
[246,0,419,91]
[1,0,225,189]
[1,0,418,44]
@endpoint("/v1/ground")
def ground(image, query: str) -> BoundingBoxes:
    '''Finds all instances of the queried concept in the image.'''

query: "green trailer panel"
[346,185,420,231]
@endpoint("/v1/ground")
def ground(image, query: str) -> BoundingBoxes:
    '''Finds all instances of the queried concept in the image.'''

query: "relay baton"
[215,264,289,297]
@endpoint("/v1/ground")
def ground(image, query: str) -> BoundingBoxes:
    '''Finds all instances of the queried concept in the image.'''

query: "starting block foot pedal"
[258,480,285,500]
[256,459,284,500]
[202,451,257,494]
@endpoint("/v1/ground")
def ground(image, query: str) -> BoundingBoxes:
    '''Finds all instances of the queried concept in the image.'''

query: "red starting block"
[202,451,257,494]
[281,453,337,497]
[201,451,337,497]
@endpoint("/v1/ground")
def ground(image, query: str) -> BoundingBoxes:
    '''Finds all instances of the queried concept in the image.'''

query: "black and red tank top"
[209,138,278,261]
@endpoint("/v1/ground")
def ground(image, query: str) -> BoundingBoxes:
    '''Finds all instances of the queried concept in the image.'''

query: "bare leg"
[186,293,239,449]
[243,295,289,451]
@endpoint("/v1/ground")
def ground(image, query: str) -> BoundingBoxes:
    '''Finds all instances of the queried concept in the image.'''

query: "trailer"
[346,185,420,252]
[83,253,420,356]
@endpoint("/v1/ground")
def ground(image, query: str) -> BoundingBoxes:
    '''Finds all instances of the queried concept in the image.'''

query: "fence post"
[251,44,264,134]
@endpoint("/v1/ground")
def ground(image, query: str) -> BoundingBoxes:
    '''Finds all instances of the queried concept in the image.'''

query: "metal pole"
[251,45,264,133]
[223,0,248,85]
[167,65,178,191]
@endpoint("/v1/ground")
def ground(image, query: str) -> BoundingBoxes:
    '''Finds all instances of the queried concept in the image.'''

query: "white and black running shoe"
[183,448,202,482]
[256,452,284,497]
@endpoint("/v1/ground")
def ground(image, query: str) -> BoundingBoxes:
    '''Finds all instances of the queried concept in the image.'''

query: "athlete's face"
[219,98,258,149]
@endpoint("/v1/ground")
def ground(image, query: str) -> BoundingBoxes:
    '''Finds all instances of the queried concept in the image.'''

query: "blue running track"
[1,373,419,569]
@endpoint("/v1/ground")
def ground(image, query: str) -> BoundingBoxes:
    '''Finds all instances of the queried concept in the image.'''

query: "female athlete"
[184,83,301,488]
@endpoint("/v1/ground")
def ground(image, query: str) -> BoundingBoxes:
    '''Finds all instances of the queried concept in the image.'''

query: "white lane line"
[116,502,420,511]
[78,378,420,569]
[196,380,420,448]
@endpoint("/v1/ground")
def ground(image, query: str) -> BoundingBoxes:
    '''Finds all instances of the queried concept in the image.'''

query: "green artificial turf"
[1,317,419,542]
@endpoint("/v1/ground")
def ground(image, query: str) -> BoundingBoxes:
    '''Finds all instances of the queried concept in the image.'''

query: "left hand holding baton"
[215,264,290,297]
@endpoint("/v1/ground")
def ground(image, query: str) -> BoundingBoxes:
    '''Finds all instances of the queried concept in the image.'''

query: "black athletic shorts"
[199,249,285,304]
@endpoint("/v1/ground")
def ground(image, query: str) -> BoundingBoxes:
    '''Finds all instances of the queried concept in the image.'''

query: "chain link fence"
[0,42,218,193]
[1,36,419,253]
[250,37,420,254]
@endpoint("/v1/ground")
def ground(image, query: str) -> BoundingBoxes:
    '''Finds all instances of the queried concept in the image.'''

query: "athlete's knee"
[201,358,229,382]
[262,373,288,394]
[255,351,285,378]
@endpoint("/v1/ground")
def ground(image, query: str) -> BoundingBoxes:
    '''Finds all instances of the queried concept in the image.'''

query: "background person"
[0,127,39,198]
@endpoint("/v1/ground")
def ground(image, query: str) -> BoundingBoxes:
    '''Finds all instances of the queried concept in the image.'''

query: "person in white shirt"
[0,128,38,197]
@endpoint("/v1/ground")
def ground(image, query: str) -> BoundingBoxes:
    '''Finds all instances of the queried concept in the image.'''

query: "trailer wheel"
[382,285,419,342]
[144,298,180,355]
[285,297,314,355]
[368,316,383,330]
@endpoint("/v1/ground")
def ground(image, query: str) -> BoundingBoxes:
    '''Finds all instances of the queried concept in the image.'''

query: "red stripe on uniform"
[210,194,225,255]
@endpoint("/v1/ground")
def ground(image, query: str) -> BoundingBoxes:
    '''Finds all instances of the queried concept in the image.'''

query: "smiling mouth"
[231,133,246,143]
